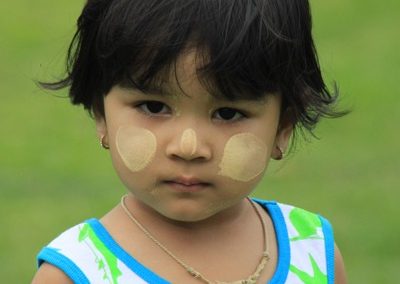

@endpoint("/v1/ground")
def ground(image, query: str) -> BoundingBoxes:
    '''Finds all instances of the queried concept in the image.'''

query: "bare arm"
[334,243,347,284]
[31,263,73,284]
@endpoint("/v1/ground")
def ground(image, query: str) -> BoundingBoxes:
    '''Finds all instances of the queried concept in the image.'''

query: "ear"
[95,115,108,145]
[272,110,294,160]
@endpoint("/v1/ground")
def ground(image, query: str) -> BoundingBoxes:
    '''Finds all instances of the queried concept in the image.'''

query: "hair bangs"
[94,0,308,102]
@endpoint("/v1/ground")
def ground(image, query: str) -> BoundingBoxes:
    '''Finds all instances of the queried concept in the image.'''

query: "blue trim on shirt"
[87,218,171,284]
[320,215,335,284]
[252,199,290,283]
[37,247,89,284]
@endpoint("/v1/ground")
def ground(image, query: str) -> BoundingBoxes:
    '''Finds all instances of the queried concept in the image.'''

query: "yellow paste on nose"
[218,133,268,182]
[116,126,157,172]
[180,128,197,157]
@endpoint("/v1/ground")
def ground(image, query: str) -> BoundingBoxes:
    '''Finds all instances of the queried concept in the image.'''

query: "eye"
[213,107,246,122]
[136,101,171,116]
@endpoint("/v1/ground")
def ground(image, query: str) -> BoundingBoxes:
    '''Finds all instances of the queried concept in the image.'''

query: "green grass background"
[1,0,399,282]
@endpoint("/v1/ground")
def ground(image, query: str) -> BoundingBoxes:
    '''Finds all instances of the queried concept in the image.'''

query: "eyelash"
[134,101,247,122]
[135,101,171,116]
[213,107,247,122]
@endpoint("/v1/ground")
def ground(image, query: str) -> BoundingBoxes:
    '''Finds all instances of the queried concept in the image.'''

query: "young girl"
[33,0,347,283]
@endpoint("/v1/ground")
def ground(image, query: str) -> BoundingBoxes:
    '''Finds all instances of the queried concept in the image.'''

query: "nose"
[165,128,212,161]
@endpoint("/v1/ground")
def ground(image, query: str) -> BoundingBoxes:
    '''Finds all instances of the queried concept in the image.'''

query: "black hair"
[41,0,346,137]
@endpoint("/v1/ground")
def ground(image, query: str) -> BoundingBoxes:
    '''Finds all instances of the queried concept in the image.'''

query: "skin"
[116,126,157,172]
[218,133,268,182]
[180,128,197,157]
[32,50,347,283]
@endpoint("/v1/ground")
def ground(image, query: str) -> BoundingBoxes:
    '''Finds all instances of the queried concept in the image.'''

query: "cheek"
[218,133,268,182]
[115,126,157,172]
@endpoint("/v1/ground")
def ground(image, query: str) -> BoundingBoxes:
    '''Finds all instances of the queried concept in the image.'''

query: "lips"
[164,176,211,191]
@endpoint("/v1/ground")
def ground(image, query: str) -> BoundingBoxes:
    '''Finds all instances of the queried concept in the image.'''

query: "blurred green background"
[1,0,399,282]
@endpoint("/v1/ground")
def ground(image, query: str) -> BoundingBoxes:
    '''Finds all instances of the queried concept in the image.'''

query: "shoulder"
[254,199,331,233]
[32,262,73,284]
[34,220,95,284]
[254,199,341,283]
[334,243,348,284]
[274,201,348,283]
[254,199,332,232]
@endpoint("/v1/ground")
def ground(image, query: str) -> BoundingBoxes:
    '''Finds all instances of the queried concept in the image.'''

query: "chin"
[161,209,211,223]
[157,203,216,223]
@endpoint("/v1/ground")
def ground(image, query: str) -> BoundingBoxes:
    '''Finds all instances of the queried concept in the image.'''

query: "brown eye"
[214,107,245,121]
[137,101,170,115]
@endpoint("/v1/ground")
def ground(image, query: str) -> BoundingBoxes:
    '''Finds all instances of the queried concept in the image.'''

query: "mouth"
[164,177,211,192]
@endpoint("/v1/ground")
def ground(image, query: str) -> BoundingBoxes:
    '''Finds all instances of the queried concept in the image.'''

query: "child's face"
[97,50,291,222]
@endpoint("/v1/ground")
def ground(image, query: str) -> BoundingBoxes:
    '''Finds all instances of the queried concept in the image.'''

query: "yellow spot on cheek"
[116,126,157,172]
[218,133,268,182]
[180,129,197,156]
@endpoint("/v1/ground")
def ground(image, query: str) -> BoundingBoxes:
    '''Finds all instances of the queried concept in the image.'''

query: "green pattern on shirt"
[289,208,323,241]
[79,223,122,284]
[290,254,327,283]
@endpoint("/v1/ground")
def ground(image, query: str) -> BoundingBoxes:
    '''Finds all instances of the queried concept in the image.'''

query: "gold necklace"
[120,195,270,284]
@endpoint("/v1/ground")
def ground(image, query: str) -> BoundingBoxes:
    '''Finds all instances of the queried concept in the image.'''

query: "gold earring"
[274,146,283,160]
[100,135,110,150]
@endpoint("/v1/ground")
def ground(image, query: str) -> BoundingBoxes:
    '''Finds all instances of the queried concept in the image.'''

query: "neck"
[122,195,252,235]
[118,194,270,284]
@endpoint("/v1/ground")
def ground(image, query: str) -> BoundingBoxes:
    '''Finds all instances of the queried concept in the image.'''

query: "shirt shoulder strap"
[37,219,139,284]
[277,203,335,284]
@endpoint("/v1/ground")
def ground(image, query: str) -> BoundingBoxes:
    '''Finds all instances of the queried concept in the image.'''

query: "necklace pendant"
[187,267,201,278]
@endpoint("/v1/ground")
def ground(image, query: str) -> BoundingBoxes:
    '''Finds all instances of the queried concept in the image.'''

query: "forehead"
[137,49,272,104]
[160,49,202,92]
